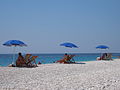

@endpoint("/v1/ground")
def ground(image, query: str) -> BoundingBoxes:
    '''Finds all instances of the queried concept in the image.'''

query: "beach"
[0,59,120,90]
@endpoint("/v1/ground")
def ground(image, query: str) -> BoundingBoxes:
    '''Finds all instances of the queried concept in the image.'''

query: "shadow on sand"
[65,62,86,64]
[74,62,86,64]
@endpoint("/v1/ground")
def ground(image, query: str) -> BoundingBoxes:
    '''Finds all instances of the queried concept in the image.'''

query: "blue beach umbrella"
[60,42,78,48]
[3,40,27,64]
[96,45,109,49]
[3,40,27,47]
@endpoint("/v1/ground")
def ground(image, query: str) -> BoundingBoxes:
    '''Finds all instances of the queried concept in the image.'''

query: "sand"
[0,59,120,90]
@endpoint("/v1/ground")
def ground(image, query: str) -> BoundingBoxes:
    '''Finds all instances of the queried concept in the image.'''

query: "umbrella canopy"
[3,40,27,46]
[96,45,109,49]
[60,42,78,48]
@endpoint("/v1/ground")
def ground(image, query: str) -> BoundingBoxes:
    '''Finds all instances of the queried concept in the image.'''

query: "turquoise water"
[0,53,119,66]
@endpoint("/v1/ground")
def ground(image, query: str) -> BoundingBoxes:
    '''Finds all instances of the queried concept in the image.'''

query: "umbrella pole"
[100,52,102,58]
[12,46,16,64]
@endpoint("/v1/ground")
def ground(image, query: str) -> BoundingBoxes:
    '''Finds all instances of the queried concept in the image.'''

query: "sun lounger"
[56,54,75,64]
[26,56,38,67]
[24,54,32,62]
[104,53,112,60]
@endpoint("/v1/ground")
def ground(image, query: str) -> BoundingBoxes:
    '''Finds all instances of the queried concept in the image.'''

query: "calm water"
[0,53,119,66]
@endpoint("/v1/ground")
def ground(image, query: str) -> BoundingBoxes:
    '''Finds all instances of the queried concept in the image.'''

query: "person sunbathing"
[56,53,75,64]
[16,52,26,67]
[97,53,112,60]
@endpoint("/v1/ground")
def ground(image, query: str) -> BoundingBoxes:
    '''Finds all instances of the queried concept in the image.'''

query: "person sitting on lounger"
[16,52,26,67]
[63,53,70,63]
[97,53,107,60]
[97,53,112,60]
[56,53,75,64]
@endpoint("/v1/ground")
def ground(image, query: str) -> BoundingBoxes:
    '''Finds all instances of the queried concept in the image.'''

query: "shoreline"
[0,59,120,90]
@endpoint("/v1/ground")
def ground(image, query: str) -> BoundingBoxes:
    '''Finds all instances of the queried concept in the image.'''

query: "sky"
[0,0,120,54]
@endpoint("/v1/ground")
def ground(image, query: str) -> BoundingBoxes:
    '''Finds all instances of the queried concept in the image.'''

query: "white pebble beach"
[0,59,120,90]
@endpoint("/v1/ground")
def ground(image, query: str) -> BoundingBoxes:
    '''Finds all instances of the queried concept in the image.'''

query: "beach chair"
[64,55,75,63]
[104,53,112,60]
[67,55,76,63]
[56,55,75,64]
[24,54,32,63]
[26,56,38,67]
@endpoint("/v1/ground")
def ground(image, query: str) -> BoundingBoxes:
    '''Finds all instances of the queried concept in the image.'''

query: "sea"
[0,53,120,67]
